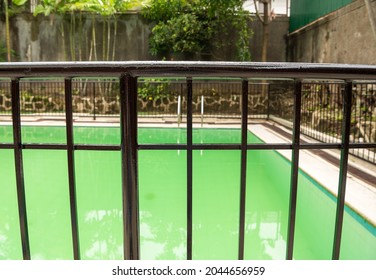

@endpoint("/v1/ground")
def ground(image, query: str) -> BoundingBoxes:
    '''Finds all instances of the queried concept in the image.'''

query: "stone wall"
[0,80,274,117]
[250,16,290,62]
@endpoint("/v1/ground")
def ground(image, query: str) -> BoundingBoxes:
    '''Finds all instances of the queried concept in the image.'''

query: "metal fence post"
[64,78,81,260]
[120,74,140,260]
[267,83,271,120]
[332,81,353,260]
[187,77,193,260]
[93,81,96,120]
[11,78,31,260]
[286,79,302,260]
[238,79,249,260]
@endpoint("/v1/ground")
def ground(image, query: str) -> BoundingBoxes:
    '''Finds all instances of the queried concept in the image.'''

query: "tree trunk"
[70,12,76,61]
[60,21,67,61]
[102,20,106,60]
[78,12,83,61]
[5,0,11,62]
[112,16,118,61]
[261,2,270,62]
[92,15,98,61]
[106,17,111,61]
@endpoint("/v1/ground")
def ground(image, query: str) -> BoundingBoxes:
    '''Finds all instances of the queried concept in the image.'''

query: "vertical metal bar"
[93,81,96,120]
[360,84,365,159]
[11,78,31,260]
[186,77,193,260]
[301,84,306,135]
[120,74,140,260]
[312,84,316,140]
[332,81,353,260]
[286,79,302,260]
[315,83,319,141]
[64,78,80,260]
[337,85,341,144]
[238,79,248,260]
[370,84,375,162]
[120,75,128,259]
[367,84,372,148]
[267,83,270,119]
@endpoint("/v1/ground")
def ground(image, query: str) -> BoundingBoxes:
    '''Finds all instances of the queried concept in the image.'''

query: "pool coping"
[249,123,376,229]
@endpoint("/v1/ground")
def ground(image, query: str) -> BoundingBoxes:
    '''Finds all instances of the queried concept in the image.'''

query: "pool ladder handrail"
[176,94,204,127]
[201,95,204,127]
[177,95,182,127]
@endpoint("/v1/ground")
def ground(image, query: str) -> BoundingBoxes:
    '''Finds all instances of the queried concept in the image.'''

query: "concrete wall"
[250,15,289,62]
[0,13,289,62]
[1,12,154,62]
[287,0,376,64]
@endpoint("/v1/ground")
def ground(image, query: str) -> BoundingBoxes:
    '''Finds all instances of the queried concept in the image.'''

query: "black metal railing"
[287,81,376,164]
[2,76,374,164]
[1,78,268,119]
[0,61,376,260]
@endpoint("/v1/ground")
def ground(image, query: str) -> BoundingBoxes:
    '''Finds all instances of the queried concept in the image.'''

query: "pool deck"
[1,116,375,227]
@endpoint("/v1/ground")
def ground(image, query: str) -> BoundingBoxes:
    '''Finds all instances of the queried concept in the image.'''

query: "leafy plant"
[2,0,27,61]
[34,0,147,61]
[21,90,34,102]
[0,41,8,62]
[138,79,172,101]
[0,40,17,62]
[149,13,207,56]
[143,0,252,61]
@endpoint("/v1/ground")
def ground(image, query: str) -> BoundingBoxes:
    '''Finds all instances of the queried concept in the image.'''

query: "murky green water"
[0,126,375,260]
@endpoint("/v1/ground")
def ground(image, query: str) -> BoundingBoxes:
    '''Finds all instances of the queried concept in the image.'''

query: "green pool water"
[0,126,375,260]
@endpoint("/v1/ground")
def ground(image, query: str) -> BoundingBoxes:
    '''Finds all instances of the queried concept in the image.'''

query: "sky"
[243,0,290,15]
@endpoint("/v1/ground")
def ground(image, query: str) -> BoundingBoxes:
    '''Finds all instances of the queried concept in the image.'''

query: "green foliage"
[33,0,148,61]
[0,41,8,62]
[143,0,252,60]
[142,0,185,21]
[3,0,28,16]
[34,0,146,16]
[14,0,251,61]
[0,41,16,62]
[149,13,207,56]
[138,79,172,101]
[33,0,66,16]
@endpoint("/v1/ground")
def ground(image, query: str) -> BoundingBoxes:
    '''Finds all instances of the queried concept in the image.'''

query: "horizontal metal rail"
[2,142,376,150]
[0,62,375,261]
[1,61,376,79]
[1,66,374,165]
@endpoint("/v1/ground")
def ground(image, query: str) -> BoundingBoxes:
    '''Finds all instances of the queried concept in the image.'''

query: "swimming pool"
[0,125,375,259]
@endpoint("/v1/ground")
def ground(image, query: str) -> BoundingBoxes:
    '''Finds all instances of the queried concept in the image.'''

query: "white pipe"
[201,95,204,127]
[177,95,181,127]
